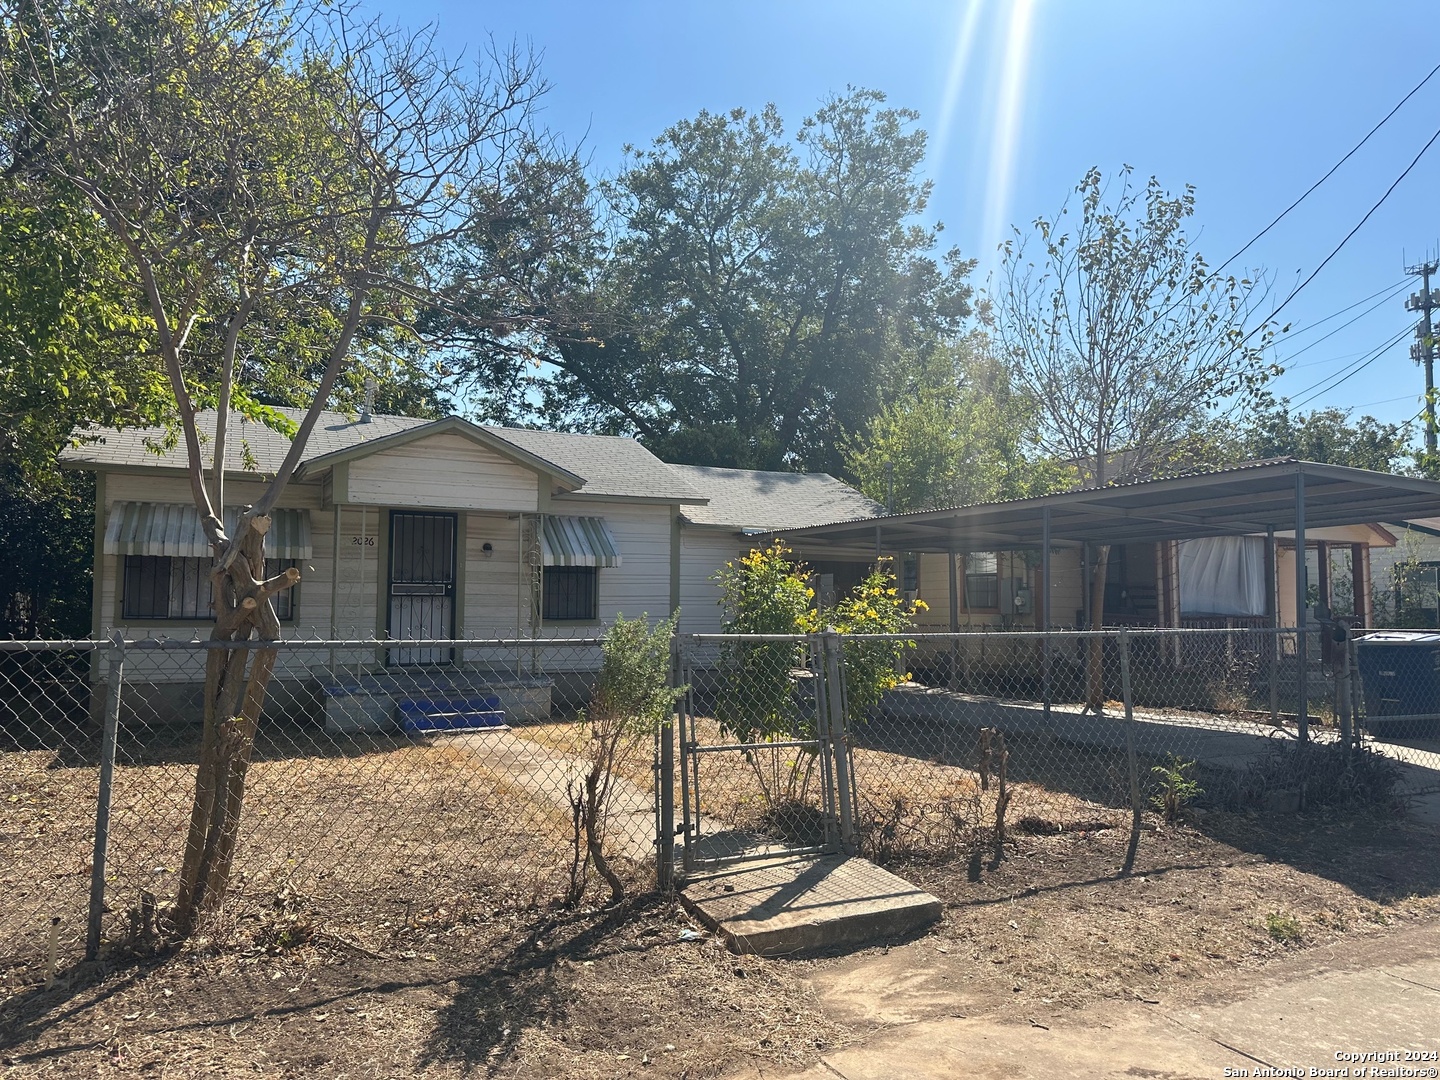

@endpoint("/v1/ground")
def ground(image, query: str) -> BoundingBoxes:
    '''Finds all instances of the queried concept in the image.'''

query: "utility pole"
[1406,258,1440,455]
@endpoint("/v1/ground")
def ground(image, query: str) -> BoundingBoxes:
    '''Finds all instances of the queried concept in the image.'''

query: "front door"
[388,511,456,665]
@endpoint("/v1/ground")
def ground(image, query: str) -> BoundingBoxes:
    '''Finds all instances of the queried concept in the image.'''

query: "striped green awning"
[103,502,313,559]
[541,516,621,568]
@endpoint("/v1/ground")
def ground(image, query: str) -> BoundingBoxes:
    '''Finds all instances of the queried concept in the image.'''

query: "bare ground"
[5,722,1440,1079]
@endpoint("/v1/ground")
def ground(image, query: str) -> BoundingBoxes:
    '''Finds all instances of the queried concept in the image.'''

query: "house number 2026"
[350,536,376,546]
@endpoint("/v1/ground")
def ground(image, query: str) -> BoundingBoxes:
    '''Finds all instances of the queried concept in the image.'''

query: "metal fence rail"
[0,636,654,991]
[4,624,1439,991]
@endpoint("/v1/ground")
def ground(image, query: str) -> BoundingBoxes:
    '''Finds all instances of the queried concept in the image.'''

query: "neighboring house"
[60,408,875,723]
[671,465,884,635]
[912,529,1396,633]
[1373,518,1440,626]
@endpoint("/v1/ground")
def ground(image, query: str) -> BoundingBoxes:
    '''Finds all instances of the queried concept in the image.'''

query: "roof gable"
[298,416,584,486]
[61,408,705,504]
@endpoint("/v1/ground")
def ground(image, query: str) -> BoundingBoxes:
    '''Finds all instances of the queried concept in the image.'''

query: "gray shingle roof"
[62,408,703,503]
[672,465,882,531]
[491,428,702,502]
[61,408,430,472]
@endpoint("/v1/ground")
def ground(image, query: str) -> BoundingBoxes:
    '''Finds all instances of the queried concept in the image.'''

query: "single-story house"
[1371,517,1440,626]
[778,460,1440,695]
[60,407,878,725]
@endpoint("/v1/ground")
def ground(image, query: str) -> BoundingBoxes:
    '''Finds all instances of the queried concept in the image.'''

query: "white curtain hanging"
[1178,536,1266,616]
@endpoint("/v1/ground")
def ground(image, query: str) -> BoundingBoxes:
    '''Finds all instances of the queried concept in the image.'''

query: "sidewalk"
[729,920,1440,1080]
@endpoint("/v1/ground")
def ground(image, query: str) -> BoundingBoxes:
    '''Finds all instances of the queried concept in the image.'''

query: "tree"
[0,185,168,484]
[993,167,1279,708]
[842,336,1074,512]
[0,179,171,639]
[2,0,544,931]
[443,89,974,472]
[1236,401,1412,473]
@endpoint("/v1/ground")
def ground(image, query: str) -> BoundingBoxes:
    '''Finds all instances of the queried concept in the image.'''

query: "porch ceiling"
[780,459,1440,555]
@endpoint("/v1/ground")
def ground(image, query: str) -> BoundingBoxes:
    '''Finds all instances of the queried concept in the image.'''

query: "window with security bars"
[122,556,297,621]
[542,566,598,621]
[964,551,1000,609]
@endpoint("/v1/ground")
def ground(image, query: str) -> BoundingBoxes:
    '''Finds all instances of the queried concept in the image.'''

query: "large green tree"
[1236,401,1412,473]
[444,89,974,471]
[842,337,1074,512]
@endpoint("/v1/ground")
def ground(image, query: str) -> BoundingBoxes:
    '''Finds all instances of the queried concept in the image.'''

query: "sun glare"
[979,0,1037,261]
[931,1,985,175]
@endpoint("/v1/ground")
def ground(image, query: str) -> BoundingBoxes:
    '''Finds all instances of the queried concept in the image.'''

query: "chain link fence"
[1,635,658,994]
[837,626,1440,868]
[677,635,843,870]
[5,625,1440,992]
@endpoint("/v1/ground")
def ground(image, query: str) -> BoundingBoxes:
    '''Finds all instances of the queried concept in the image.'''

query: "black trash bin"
[1354,631,1440,738]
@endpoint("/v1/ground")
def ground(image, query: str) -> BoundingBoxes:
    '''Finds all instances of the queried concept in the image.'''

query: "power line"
[1262,122,1440,332]
[1215,61,1440,277]
[1276,280,1410,368]
[1288,323,1415,409]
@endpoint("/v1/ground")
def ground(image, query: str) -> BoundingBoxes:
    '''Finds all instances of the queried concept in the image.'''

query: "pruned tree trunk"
[1087,545,1110,712]
[173,513,298,934]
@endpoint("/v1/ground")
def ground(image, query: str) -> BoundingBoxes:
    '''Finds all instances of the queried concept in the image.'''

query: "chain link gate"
[675,633,855,874]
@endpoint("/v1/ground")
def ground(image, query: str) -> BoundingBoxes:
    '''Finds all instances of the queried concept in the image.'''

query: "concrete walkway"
[443,728,656,862]
[727,919,1440,1080]
[878,685,1440,794]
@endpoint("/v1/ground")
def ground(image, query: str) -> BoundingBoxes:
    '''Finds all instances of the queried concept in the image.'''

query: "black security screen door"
[388,511,456,665]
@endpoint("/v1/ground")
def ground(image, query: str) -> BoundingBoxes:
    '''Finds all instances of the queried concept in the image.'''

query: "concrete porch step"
[680,854,941,957]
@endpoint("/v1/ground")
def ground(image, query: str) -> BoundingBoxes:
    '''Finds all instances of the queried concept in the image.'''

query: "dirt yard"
[4,804,1439,1078]
[5,717,1440,1079]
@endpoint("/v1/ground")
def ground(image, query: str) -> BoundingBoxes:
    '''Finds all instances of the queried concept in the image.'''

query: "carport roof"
[779,458,1440,555]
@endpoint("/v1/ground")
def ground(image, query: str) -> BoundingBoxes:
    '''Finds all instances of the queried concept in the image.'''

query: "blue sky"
[383,0,1440,434]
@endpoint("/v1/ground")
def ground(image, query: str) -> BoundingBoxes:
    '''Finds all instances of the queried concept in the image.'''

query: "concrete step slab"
[680,854,941,957]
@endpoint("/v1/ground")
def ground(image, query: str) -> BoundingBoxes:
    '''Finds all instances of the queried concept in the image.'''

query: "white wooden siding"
[347,433,539,512]
[677,528,743,635]
[461,513,527,638]
[594,502,672,624]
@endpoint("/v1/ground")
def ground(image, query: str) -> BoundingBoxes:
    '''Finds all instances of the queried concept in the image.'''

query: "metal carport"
[780,458,1440,739]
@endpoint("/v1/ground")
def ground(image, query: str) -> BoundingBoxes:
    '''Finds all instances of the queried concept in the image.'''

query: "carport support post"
[1041,508,1052,724]
[1295,471,1309,742]
[1266,525,1279,724]
[86,632,125,961]
[947,544,960,687]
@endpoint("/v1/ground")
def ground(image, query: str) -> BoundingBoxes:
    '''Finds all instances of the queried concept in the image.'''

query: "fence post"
[821,632,856,854]
[657,636,678,891]
[1118,627,1144,876]
[676,635,696,877]
[1335,624,1353,750]
[86,631,125,961]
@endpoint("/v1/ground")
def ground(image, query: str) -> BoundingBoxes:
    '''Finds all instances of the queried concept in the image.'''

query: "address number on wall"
[350,536,376,547]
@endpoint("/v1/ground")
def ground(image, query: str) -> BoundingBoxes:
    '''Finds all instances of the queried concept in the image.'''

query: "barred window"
[542,567,598,622]
[122,557,297,621]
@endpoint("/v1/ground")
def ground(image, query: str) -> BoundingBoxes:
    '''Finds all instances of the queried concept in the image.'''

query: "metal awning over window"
[541,515,621,568]
[103,502,313,559]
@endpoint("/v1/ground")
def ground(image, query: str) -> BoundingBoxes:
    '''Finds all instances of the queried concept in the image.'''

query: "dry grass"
[6,714,1440,1079]
[2,727,592,998]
